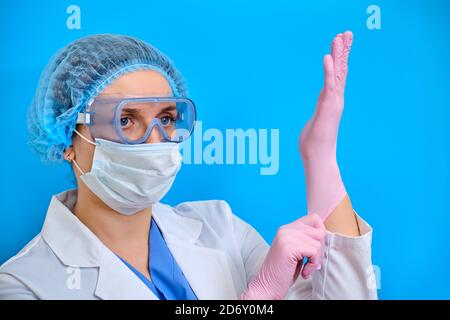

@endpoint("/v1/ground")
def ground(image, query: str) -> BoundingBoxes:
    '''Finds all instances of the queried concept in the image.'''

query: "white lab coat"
[0,189,378,300]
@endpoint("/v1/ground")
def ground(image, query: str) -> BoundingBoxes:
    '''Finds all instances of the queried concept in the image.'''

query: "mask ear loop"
[70,157,86,176]
[68,129,97,175]
[73,129,96,146]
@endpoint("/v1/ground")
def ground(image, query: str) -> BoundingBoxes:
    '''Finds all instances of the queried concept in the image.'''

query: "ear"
[63,147,75,162]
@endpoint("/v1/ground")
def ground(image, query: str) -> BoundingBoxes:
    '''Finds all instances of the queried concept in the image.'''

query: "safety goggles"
[76,96,196,144]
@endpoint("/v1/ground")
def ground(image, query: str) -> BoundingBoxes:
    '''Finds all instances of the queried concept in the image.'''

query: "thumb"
[301,261,321,279]
[323,54,335,92]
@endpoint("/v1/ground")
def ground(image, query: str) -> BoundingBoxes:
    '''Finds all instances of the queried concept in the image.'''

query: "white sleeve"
[286,212,378,300]
[0,273,38,300]
[230,213,270,286]
[232,209,378,300]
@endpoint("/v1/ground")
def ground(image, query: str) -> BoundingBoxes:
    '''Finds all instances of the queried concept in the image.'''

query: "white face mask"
[71,130,182,215]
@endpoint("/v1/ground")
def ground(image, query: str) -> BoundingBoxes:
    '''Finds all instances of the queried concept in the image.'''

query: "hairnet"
[27,34,187,163]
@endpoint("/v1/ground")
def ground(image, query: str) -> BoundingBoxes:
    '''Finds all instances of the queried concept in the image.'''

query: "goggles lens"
[84,97,196,144]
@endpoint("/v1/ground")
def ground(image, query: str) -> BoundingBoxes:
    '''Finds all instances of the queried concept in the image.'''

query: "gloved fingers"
[340,31,353,93]
[301,246,324,279]
[287,216,324,242]
[290,239,320,260]
[280,227,323,255]
[302,234,323,252]
[302,224,326,242]
[299,215,326,278]
[332,31,353,96]
[293,260,303,280]
[302,237,325,278]
[285,220,325,243]
[332,35,344,88]
[307,213,327,245]
[301,261,321,279]
[301,212,326,230]
[272,227,318,261]
[315,220,326,265]
[288,234,322,262]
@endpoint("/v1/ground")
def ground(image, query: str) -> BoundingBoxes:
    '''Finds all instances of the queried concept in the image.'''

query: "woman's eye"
[160,115,175,126]
[120,117,131,127]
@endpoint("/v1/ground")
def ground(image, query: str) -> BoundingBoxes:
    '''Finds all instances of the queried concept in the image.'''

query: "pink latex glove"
[299,31,353,221]
[239,213,326,300]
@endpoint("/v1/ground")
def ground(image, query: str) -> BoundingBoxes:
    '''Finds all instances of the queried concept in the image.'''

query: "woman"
[0,32,377,300]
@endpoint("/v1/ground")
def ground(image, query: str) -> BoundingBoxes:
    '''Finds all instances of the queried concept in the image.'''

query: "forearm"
[299,31,358,236]
[304,161,360,236]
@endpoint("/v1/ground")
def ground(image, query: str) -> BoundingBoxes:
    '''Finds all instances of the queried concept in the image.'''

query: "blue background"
[0,0,449,299]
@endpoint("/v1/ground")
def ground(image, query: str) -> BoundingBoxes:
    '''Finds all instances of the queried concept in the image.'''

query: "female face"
[64,69,174,177]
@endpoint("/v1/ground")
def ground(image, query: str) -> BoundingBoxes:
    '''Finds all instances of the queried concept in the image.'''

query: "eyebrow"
[122,105,177,113]
[98,91,173,98]
[121,108,139,114]
[159,106,177,112]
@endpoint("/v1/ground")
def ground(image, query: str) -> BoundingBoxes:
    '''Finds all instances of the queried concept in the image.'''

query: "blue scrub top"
[117,218,198,300]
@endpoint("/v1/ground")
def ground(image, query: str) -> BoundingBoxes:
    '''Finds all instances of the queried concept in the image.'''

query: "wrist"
[303,158,342,184]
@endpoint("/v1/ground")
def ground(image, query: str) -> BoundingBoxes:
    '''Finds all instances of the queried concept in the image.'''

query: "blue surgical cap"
[27,34,187,163]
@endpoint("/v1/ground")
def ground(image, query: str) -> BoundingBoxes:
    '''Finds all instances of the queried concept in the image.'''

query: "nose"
[146,123,165,144]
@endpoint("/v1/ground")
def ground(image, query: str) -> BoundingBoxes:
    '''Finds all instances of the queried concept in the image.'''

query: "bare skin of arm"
[325,195,360,236]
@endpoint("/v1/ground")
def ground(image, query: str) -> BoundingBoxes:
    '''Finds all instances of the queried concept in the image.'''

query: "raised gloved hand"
[299,31,353,221]
[239,213,326,300]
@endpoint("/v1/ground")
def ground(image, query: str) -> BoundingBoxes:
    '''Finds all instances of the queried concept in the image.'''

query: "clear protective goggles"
[76,96,196,144]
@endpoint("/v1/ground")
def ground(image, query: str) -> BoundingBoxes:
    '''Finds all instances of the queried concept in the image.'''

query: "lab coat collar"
[41,189,102,267]
[41,189,237,300]
[41,189,157,299]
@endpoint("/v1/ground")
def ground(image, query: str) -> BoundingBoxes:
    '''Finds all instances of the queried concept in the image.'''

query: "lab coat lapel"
[165,241,237,300]
[94,247,158,300]
[152,203,237,300]
[42,190,159,300]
